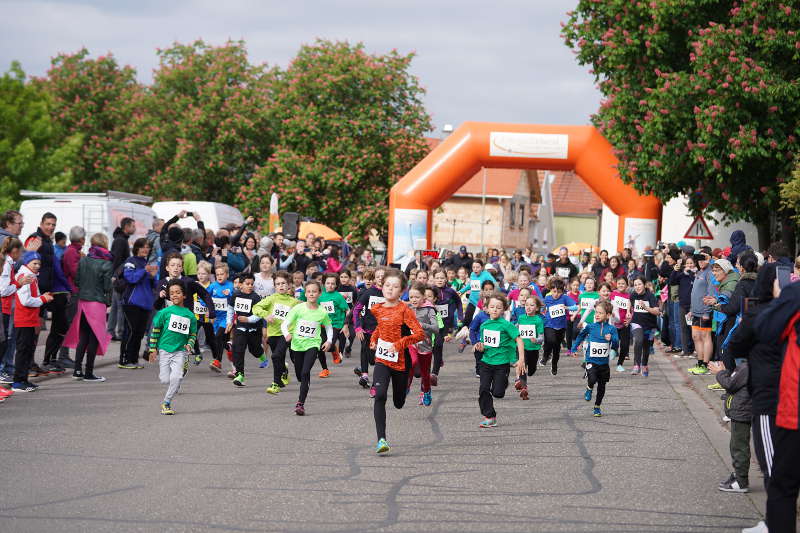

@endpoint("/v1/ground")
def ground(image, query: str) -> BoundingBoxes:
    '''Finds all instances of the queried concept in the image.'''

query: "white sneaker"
[722,415,731,423]
[742,521,768,533]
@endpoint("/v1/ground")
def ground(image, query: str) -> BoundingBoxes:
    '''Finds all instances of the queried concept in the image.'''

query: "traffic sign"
[684,215,713,240]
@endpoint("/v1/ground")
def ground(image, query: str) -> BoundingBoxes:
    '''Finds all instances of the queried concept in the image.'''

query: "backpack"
[112,263,129,295]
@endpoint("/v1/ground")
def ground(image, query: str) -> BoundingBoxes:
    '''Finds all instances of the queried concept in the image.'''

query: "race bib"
[685,314,693,326]
[482,329,500,348]
[193,300,207,315]
[340,291,353,304]
[212,297,228,312]
[375,338,399,363]
[580,298,597,311]
[321,301,335,314]
[589,341,610,359]
[272,304,290,320]
[470,279,481,292]
[167,314,191,334]
[634,299,649,313]
[557,267,570,279]
[549,304,566,318]
[367,296,385,310]
[234,297,251,314]
[296,320,319,338]
[518,324,537,339]
[613,296,630,310]
[435,304,449,318]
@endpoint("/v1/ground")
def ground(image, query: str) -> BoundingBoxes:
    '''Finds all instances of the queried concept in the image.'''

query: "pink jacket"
[63,242,82,294]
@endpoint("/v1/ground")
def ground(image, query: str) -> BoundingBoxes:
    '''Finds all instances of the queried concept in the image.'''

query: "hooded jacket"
[110,227,131,273]
[122,255,156,310]
[412,301,439,354]
[14,264,46,327]
[728,230,751,264]
[76,246,113,304]
[716,361,751,423]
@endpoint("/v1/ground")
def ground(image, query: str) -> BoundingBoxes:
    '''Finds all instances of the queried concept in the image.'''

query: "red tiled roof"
[540,170,602,215]
[454,168,523,197]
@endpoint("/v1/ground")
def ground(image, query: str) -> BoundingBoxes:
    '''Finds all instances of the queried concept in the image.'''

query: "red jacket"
[63,242,82,294]
[14,265,46,327]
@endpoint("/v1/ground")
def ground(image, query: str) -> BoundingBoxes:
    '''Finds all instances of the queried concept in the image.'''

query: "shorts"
[691,316,712,331]
[585,363,610,383]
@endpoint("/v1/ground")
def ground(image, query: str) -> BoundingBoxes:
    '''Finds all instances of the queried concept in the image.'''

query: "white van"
[19,190,156,245]
[151,201,244,232]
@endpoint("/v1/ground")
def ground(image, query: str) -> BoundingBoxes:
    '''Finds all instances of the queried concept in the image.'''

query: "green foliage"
[780,159,800,221]
[238,40,432,243]
[562,0,800,224]
[0,62,81,211]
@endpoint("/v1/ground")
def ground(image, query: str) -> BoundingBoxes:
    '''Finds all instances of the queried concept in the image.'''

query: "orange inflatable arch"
[388,122,662,261]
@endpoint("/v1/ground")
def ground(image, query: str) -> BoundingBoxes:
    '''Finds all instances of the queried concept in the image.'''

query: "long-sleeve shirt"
[543,294,578,330]
[149,305,198,353]
[465,270,497,306]
[14,264,46,327]
[412,303,439,354]
[369,302,425,372]
[570,320,620,365]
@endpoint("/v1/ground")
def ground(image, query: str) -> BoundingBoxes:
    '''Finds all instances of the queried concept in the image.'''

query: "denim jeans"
[670,301,683,351]
[0,312,15,375]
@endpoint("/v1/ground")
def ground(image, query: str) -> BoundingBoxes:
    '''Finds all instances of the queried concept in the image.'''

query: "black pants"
[337,324,355,353]
[519,349,538,385]
[75,314,99,375]
[122,305,150,365]
[359,334,375,375]
[680,305,695,354]
[194,321,217,357]
[587,363,610,406]
[318,327,340,370]
[232,328,263,374]
[13,326,37,383]
[766,426,800,533]
[632,327,652,367]
[565,320,575,351]
[616,326,630,366]
[292,347,319,404]
[268,335,289,385]
[373,362,408,440]
[543,328,565,372]
[463,303,477,338]
[478,361,509,418]
[753,414,776,490]
[214,326,228,362]
[432,326,447,375]
[43,294,68,364]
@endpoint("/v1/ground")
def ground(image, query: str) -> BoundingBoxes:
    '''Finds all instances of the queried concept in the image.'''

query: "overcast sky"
[1,0,601,133]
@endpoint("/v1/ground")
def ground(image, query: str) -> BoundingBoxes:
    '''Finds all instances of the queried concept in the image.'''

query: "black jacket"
[27,227,55,292]
[110,227,131,273]
[717,362,751,423]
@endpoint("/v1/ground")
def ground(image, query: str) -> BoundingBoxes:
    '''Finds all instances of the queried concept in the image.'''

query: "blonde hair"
[90,233,108,248]
[197,261,212,274]
[214,263,229,274]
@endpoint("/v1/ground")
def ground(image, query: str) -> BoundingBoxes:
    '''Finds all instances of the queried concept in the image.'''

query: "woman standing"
[121,238,157,368]
[63,233,113,382]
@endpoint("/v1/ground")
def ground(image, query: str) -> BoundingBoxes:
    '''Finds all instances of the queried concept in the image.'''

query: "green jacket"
[76,256,113,305]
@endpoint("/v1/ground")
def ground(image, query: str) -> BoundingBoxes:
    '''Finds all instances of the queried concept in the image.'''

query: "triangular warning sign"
[684,215,713,240]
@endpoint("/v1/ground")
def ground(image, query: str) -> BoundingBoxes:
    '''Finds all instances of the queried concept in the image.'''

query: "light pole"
[480,168,487,254]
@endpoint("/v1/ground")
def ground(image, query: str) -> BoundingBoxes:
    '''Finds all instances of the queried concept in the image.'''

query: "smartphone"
[186,212,193,217]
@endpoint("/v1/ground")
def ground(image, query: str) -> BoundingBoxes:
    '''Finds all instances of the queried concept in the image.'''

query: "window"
[519,203,525,227]
[509,202,516,228]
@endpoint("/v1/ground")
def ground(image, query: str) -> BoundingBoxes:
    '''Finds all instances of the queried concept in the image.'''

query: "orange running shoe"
[319,369,331,378]
[332,348,342,365]
[209,359,222,372]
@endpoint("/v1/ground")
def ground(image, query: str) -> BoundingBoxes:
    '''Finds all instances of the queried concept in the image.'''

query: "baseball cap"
[459,245,467,253]
[712,258,733,273]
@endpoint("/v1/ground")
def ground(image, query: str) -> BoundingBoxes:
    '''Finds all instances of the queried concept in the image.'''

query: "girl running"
[514,296,544,400]
[565,278,580,356]
[542,279,578,375]
[191,261,217,366]
[253,271,300,394]
[570,300,619,417]
[627,277,660,377]
[336,270,357,357]
[318,273,349,375]
[430,269,462,385]
[405,283,439,406]
[610,277,631,372]
[354,267,385,392]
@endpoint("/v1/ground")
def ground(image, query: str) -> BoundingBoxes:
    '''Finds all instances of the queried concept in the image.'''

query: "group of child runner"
[144,254,665,455]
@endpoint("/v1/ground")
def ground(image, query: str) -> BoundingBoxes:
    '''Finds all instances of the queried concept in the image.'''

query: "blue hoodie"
[571,320,620,365]
[122,256,155,310]
[543,293,578,330]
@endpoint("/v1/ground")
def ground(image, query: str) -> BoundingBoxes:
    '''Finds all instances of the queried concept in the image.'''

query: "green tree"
[0,62,81,211]
[563,1,800,243]
[238,40,432,243]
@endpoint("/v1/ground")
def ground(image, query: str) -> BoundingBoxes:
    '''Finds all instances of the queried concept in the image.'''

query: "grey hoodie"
[413,303,439,354]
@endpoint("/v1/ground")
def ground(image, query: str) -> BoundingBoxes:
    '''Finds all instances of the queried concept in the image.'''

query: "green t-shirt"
[578,291,599,324]
[284,302,332,352]
[319,290,349,329]
[150,305,198,353]
[517,313,544,351]
[252,293,301,338]
[478,318,519,366]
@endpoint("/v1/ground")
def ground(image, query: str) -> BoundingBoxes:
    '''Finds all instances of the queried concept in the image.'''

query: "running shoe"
[266,383,281,395]
[117,363,137,369]
[741,521,768,533]
[319,369,331,378]
[353,366,362,376]
[194,354,203,365]
[514,378,523,391]
[369,385,376,398]
[44,362,65,374]
[689,365,710,375]
[30,364,49,377]
[551,367,557,376]
[332,348,342,365]
[540,357,549,367]
[479,417,497,428]
[0,388,13,398]
[359,374,369,389]
[584,388,592,402]
[258,354,269,369]
[430,373,438,387]
[161,402,175,415]
[295,402,305,416]
[519,387,529,401]
[83,374,106,382]
[344,347,352,358]
[72,370,84,380]
[281,372,290,386]
[718,474,749,493]
[457,342,466,354]
[227,370,236,379]
[418,392,424,405]
[232,372,246,387]
[209,359,222,372]
[12,382,37,392]
[423,391,432,406]
[376,438,390,454]
[615,365,625,373]
[593,407,602,417]
[631,365,641,375]
[0,372,13,384]
[642,366,649,377]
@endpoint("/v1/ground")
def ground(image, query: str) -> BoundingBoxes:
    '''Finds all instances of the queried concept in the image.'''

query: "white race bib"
[557,267,570,279]
[482,329,500,348]
[212,297,228,311]
[518,324,537,339]
[470,279,481,292]
[589,341,610,359]
[167,314,191,334]
[685,314,693,326]
[580,298,597,311]
[375,338,399,363]
[549,304,566,318]
[634,299,649,313]
[613,296,630,311]
[340,291,353,304]
[321,301,335,314]
[296,320,319,338]
[435,304,449,318]
[193,300,207,315]
[367,296,385,310]
[272,304,290,320]
[234,297,251,314]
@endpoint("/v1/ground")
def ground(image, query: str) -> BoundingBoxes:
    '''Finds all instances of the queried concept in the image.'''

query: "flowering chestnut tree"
[238,40,432,243]
[563,1,800,236]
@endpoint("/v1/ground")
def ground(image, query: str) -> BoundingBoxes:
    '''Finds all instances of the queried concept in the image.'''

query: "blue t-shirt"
[570,320,620,365]
[543,294,577,330]
[207,281,234,329]
[467,271,497,306]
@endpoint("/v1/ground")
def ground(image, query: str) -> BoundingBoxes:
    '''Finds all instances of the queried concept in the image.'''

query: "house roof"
[543,170,603,216]
[454,168,525,198]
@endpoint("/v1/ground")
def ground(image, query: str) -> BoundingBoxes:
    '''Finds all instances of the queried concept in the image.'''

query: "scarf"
[88,246,113,261]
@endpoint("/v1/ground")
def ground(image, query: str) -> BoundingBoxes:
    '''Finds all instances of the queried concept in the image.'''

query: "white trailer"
[151,201,244,232]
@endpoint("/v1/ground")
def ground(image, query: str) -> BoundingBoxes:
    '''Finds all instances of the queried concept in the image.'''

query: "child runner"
[281,280,333,415]
[468,280,497,375]
[610,277,631,372]
[570,300,619,417]
[291,270,305,300]
[369,269,424,454]
[542,279,578,375]
[406,282,439,406]
[191,261,217,365]
[574,277,599,330]
[225,272,263,387]
[206,263,234,373]
[431,269,462,385]
[474,292,524,428]
[565,278,581,356]
[253,271,300,395]
[354,267,385,392]
[11,252,53,392]
[510,288,531,324]
[336,270,357,358]
[318,273,349,375]
[628,277,660,377]
[149,279,198,415]
[514,296,544,400]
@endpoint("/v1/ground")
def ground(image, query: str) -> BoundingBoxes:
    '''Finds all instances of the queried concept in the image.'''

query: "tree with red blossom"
[563,1,800,245]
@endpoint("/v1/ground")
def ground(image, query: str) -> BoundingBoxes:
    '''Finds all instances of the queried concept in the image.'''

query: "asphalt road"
[0,340,764,532]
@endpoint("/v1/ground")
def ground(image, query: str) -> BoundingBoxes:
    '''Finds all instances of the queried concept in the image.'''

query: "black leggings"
[193,321,218,358]
[587,367,608,406]
[432,326,447,375]
[338,322,355,353]
[565,319,575,351]
[75,314,99,374]
[543,328,565,372]
[462,303,477,338]
[478,361,509,418]
[616,326,630,366]
[372,362,408,440]
[519,349,538,385]
[292,347,319,404]
[214,326,228,362]
[123,305,150,365]
[268,335,289,384]
[359,334,375,375]
[318,327,340,369]
[43,293,68,364]
[632,327,652,367]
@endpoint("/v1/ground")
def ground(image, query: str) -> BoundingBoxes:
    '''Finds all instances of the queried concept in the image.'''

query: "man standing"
[145,218,164,267]
[108,217,135,341]
[0,211,28,382]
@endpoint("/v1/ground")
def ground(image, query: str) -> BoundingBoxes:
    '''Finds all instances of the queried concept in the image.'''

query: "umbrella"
[277,221,342,241]
[552,242,599,256]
